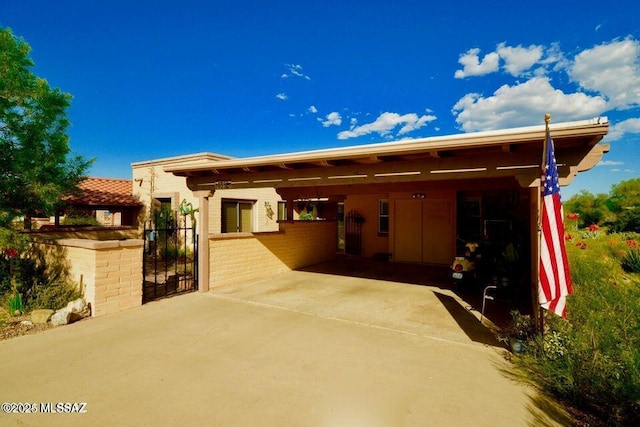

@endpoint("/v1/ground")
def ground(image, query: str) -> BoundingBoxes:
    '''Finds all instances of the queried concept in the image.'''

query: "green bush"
[29,282,82,311]
[61,215,100,226]
[511,232,640,426]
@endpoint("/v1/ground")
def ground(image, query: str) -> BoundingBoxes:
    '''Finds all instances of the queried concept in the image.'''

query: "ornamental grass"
[510,231,640,426]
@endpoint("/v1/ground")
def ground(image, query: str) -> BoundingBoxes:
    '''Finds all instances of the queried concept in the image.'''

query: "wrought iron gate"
[143,211,198,303]
[345,210,364,255]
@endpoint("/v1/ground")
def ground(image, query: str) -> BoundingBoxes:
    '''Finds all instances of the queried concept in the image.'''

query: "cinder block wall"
[33,239,143,317]
[209,221,337,288]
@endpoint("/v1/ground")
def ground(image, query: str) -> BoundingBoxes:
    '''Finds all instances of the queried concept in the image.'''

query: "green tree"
[0,27,91,228]
[607,178,640,233]
[563,190,612,227]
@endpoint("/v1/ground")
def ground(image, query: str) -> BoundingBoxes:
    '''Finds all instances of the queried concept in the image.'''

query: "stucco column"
[194,190,211,292]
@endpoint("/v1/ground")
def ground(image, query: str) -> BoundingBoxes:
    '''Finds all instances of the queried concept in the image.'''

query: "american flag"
[539,132,573,318]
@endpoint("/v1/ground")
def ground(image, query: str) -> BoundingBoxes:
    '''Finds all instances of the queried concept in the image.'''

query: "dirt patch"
[0,313,55,341]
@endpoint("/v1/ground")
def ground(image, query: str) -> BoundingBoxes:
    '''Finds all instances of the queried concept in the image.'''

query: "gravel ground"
[0,312,54,341]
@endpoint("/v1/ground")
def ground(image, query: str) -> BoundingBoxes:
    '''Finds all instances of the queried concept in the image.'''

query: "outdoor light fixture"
[412,193,426,199]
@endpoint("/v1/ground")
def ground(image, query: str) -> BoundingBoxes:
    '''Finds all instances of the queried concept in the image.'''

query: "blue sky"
[2,0,639,199]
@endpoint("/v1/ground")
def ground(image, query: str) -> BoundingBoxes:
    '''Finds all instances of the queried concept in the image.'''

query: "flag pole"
[537,113,551,333]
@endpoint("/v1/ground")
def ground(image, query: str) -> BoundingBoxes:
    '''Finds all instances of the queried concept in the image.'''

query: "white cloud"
[598,160,624,166]
[569,38,640,109]
[321,112,342,127]
[308,105,318,114]
[349,117,358,129]
[454,48,500,78]
[275,93,288,101]
[337,112,437,140]
[455,42,565,79]
[452,76,607,132]
[607,117,640,141]
[284,63,311,80]
[496,43,544,77]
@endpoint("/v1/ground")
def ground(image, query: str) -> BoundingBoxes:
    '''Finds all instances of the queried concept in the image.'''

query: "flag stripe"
[539,131,573,318]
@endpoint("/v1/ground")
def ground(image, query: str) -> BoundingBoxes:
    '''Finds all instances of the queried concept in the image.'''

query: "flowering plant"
[582,223,601,239]
[566,212,579,230]
[3,247,18,258]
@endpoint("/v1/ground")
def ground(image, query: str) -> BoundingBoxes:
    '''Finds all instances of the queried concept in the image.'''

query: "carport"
[166,117,609,315]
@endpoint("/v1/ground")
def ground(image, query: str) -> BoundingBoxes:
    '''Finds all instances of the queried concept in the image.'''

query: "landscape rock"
[67,298,90,322]
[31,309,54,324]
[50,309,71,326]
[66,298,86,314]
[20,320,33,326]
[49,299,91,327]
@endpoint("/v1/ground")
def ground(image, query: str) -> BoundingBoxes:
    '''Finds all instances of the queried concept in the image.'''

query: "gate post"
[195,190,211,292]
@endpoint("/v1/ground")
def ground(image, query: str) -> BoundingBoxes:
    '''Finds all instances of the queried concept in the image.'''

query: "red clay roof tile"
[65,177,142,207]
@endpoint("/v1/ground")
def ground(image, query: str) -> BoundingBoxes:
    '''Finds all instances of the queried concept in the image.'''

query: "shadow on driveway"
[432,291,503,347]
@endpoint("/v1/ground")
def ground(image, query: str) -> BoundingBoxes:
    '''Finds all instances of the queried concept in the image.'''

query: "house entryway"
[142,215,198,303]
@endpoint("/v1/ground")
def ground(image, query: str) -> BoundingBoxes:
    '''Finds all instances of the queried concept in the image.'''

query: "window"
[155,197,172,212]
[222,200,253,233]
[378,199,389,234]
[277,201,287,221]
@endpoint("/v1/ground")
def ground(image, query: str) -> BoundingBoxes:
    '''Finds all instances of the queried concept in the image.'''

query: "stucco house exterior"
[135,117,610,313]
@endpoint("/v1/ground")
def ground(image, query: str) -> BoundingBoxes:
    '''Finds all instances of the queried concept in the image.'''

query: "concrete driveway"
[0,265,569,426]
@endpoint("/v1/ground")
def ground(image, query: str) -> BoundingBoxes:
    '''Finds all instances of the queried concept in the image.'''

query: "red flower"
[576,241,587,249]
[588,224,600,232]
[3,248,18,259]
[626,240,639,249]
[567,213,579,221]
[565,233,573,241]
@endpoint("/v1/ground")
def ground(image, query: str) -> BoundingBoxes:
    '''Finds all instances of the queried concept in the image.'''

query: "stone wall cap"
[55,239,144,250]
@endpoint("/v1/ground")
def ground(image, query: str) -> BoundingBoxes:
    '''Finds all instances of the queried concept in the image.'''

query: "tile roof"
[65,177,142,207]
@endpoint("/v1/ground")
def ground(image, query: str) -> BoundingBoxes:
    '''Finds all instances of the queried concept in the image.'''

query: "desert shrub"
[61,215,100,226]
[511,231,640,426]
[29,281,82,311]
[0,227,29,294]
[0,258,10,295]
[1,230,80,311]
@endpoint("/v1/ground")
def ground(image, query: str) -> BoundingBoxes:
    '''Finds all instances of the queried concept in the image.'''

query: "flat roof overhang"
[166,117,610,192]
